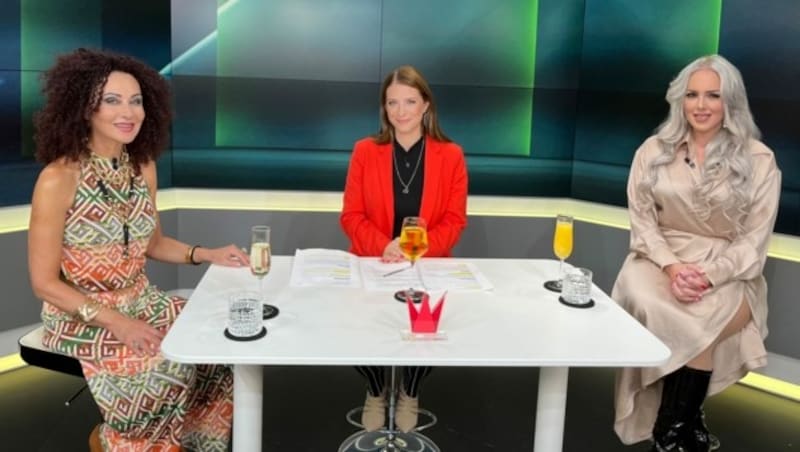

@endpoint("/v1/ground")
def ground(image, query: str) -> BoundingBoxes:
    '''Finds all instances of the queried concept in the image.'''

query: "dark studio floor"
[1,364,797,451]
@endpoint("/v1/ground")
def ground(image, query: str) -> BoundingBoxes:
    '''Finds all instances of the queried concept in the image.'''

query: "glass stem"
[407,262,416,297]
[416,261,426,293]
[259,277,264,301]
[558,259,564,284]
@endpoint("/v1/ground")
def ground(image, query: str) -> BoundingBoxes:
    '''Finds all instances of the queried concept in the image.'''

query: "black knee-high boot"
[651,366,712,452]
[692,408,720,451]
[682,368,715,452]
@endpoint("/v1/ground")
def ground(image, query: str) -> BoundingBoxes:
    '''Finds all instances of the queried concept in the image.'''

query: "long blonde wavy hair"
[638,55,760,234]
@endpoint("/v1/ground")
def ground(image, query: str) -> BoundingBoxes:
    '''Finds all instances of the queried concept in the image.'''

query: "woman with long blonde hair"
[612,55,781,451]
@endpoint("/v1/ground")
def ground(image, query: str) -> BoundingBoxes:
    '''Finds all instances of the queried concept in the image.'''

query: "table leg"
[233,364,263,452]
[533,366,569,452]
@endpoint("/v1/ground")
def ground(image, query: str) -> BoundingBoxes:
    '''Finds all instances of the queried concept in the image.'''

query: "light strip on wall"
[0,205,31,234]
[3,189,800,262]
[739,371,800,402]
[0,354,27,374]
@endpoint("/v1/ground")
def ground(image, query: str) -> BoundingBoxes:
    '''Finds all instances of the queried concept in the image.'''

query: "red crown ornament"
[407,291,446,333]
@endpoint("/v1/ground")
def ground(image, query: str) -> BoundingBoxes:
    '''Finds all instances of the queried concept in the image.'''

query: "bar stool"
[338,367,440,452]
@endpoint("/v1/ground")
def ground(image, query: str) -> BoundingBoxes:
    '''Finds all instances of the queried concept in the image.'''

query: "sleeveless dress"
[41,155,233,451]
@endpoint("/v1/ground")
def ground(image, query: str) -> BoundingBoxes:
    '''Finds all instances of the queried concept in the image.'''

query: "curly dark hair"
[33,48,172,169]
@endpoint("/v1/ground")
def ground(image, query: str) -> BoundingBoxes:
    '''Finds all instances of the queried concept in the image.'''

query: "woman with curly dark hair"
[28,48,249,451]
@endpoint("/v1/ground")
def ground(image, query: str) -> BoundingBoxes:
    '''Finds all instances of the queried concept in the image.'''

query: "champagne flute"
[393,216,429,303]
[544,214,574,292]
[250,226,279,319]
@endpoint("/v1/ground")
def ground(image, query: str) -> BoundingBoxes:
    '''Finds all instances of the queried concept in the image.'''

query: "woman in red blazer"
[341,65,468,433]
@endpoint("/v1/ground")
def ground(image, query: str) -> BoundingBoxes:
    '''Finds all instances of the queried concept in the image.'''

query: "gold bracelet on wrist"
[188,245,201,265]
[185,245,194,264]
[77,301,101,323]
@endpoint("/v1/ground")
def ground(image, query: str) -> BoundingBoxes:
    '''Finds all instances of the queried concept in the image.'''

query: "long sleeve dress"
[611,135,781,444]
[41,155,233,451]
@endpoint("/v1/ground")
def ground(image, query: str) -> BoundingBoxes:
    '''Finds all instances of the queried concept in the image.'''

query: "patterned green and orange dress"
[41,154,233,451]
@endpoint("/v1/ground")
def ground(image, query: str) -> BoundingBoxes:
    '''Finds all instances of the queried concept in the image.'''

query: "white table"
[161,257,670,452]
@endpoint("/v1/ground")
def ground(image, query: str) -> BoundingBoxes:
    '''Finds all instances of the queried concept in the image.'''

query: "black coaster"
[558,296,595,309]
[394,290,426,304]
[224,326,267,341]
[544,280,562,292]
[262,304,280,320]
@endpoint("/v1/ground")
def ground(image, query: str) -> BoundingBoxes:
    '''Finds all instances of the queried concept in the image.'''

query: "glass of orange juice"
[544,214,574,292]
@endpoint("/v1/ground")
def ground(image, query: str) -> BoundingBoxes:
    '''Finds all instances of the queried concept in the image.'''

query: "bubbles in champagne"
[250,242,271,277]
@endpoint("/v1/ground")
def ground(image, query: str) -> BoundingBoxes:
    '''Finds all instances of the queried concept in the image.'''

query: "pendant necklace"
[393,139,424,195]
[89,149,135,257]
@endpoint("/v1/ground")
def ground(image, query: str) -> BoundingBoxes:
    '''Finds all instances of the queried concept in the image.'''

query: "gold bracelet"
[184,245,194,264]
[189,245,201,265]
[77,301,101,323]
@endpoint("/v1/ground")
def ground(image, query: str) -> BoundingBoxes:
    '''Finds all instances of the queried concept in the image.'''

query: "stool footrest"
[345,406,438,432]
[338,430,440,452]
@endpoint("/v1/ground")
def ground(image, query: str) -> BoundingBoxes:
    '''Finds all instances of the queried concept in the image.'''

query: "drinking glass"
[544,214,574,292]
[393,216,429,303]
[226,291,265,339]
[560,267,593,307]
[250,226,279,319]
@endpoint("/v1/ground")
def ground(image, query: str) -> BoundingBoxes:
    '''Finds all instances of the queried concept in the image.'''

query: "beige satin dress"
[612,135,781,444]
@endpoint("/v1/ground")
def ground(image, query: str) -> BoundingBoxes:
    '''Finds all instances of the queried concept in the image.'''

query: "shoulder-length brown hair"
[33,48,172,170]
[372,65,451,144]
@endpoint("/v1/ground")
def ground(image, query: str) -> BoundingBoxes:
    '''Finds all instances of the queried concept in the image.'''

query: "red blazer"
[341,136,468,257]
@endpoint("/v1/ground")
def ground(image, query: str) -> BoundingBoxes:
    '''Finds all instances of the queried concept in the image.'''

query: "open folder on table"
[289,248,493,292]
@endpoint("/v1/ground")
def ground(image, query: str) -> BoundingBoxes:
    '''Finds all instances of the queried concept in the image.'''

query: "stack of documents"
[289,249,493,292]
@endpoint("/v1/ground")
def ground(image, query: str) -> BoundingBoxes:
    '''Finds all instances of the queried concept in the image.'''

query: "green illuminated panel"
[20,0,101,71]
[580,0,722,92]
[381,0,538,88]
[20,0,102,156]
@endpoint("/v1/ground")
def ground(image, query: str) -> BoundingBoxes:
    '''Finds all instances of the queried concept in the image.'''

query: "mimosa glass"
[544,214,574,292]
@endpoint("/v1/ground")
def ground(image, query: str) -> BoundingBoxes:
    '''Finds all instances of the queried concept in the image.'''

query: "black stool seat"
[18,326,83,377]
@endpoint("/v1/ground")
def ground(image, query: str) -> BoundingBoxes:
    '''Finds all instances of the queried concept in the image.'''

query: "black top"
[392,137,425,237]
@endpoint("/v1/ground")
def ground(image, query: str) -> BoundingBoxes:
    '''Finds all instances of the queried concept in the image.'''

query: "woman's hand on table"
[381,238,406,263]
[194,244,250,267]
